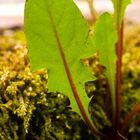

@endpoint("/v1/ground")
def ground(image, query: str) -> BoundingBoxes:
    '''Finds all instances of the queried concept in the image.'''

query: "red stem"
[115,21,124,128]
[120,102,140,134]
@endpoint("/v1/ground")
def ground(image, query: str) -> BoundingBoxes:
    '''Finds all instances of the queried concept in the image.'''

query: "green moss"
[0,30,95,140]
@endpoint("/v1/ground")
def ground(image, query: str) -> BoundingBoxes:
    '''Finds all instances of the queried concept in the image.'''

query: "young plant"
[24,0,105,138]
[25,0,140,139]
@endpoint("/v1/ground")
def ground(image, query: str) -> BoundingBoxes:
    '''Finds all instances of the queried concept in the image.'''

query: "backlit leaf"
[25,0,98,133]
[93,13,118,118]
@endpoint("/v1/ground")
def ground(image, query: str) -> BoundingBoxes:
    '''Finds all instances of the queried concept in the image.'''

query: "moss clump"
[0,30,95,140]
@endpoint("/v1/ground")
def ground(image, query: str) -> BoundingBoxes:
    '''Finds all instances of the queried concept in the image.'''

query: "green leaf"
[93,13,118,118]
[25,0,99,133]
[111,0,132,24]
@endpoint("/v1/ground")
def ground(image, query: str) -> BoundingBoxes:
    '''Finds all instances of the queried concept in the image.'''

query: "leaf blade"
[25,0,100,134]
[93,13,118,119]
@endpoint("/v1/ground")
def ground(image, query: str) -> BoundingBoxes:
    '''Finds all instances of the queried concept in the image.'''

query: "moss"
[120,24,140,139]
[0,30,95,139]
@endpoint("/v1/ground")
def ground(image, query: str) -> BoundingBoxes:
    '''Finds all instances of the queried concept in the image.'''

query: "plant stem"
[115,0,124,128]
[115,21,124,128]
[120,102,140,134]
[87,0,98,22]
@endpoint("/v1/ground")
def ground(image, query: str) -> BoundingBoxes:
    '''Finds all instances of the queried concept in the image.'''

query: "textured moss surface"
[0,30,95,140]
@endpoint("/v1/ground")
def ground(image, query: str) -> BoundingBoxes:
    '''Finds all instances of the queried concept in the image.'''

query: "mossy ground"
[0,24,140,140]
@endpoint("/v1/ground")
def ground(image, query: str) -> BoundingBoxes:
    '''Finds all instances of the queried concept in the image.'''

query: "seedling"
[25,0,140,139]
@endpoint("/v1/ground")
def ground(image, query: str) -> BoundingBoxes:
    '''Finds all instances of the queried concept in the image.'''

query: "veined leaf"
[93,13,118,119]
[111,0,131,24]
[25,0,99,133]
